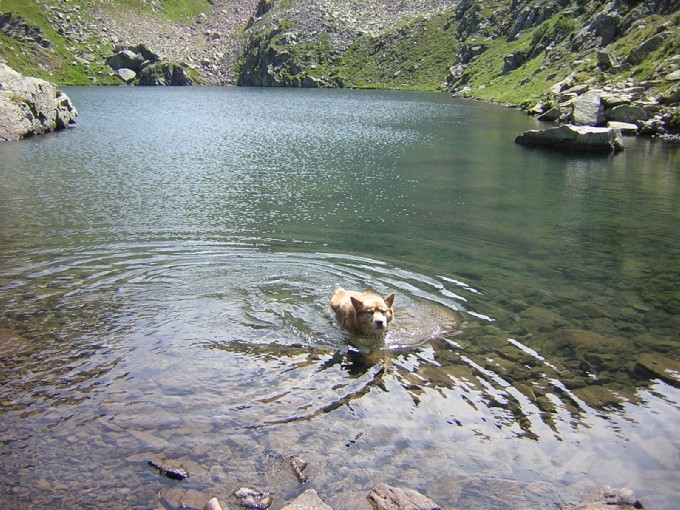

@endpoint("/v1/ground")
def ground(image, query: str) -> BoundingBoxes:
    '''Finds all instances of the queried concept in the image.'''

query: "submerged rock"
[0,63,77,142]
[147,458,189,480]
[515,124,623,152]
[368,483,442,510]
[637,353,680,386]
[233,487,273,509]
[563,485,643,509]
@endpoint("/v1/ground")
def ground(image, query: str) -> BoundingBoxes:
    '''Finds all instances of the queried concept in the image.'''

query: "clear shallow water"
[1,87,679,509]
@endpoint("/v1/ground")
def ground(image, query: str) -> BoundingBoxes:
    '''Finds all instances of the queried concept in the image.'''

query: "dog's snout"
[375,319,385,328]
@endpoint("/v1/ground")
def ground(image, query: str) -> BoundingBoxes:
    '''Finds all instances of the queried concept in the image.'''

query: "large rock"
[571,91,606,126]
[280,489,333,510]
[563,485,642,510]
[627,32,670,65]
[107,49,146,71]
[368,483,442,510]
[137,62,195,86]
[515,125,624,152]
[0,63,77,142]
[605,104,648,124]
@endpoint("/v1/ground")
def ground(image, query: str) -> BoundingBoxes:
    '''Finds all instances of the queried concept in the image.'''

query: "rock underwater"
[0,63,77,142]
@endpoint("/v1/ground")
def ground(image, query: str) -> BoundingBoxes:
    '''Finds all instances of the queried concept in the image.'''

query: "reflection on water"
[1,87,679,509]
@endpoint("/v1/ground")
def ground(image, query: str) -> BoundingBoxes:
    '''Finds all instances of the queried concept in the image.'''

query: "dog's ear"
[384,293,395,307]
[350,296,364,312]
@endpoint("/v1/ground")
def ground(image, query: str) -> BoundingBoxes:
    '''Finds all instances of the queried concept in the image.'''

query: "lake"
[1,86,679,509]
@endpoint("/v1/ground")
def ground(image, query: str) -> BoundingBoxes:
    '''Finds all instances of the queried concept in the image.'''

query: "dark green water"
[1,87,679,509]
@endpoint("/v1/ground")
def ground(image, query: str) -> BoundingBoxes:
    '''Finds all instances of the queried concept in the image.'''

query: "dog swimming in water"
[330,288,395,336]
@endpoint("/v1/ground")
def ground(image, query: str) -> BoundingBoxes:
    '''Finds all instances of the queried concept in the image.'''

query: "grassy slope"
[0,0,211,84]
[338,11,459,91]
[330,1,679,108]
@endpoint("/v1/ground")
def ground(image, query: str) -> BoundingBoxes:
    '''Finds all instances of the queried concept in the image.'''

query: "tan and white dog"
[330,288,395,336]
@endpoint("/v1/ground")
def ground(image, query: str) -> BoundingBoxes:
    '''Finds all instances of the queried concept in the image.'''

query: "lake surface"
[1,86,679,509]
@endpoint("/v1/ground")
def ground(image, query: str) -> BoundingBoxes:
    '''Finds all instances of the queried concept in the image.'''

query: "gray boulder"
[107,49,146,71]
[116,68,137,83]
[0,63,77,142]
[605,104,648,124]
[627,32,670,65]
[515,125,624,152]
[571,91,606,126]
[368,483,442,510]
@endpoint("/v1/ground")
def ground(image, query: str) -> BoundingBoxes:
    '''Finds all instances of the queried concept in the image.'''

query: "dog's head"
[350,293,395,335]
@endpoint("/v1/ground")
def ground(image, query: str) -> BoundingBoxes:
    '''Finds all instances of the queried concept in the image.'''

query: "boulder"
[626,32,670,65]
[563,485,642,510]
[597,49,619,70]
[502,51,525,75]
[515,125,624,152]
[368,483,442,510]
[107,49,145,71]
[605,104,648,124]
[537,105,561,121]
[116,68,137,83]
[0,63,77,142]
[137,62,195,86]
[281,489,333,510]
[607,121,638,135]
[571,91,605,126]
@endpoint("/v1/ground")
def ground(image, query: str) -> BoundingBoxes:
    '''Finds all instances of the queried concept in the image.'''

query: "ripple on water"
[1,241,679,509]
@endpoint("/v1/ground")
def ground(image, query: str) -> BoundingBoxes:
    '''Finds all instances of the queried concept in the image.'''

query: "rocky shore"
[147,454,644,510]
[0,63,77,141]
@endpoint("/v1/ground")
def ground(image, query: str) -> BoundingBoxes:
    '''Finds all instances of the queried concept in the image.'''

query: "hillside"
[1,0,679,131]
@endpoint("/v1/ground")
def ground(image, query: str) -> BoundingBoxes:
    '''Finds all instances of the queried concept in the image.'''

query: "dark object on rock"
[515,125,623,152]
[147,458,189,480]
[290,455,308,484]
[563,485,643,509]
[0,63,77,142]
[368,483,442,510]
[233,487,273,509]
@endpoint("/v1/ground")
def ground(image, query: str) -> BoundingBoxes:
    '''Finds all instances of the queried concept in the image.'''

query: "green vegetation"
[104,0,212,22]
[338,12,459,91]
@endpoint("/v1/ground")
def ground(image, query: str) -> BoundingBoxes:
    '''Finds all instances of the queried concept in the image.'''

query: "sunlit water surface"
[1,87,679,509]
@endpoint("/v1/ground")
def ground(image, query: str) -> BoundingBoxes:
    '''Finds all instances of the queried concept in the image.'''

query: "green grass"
[108,0,212,22]
[337,11,460,91]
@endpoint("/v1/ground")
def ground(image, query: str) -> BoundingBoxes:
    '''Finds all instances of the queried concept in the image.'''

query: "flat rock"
[607,121,638,135]
[368,483,442,510]
[281,489,332,510]
[515,125,623,152]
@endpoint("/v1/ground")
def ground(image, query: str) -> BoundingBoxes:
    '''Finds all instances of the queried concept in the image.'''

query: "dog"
[330,288,395,336]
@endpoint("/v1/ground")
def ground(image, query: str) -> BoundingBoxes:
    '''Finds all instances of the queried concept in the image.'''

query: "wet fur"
[330,288,395,336]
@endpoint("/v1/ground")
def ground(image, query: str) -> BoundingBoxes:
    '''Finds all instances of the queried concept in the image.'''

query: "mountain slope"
[1,0,678,132]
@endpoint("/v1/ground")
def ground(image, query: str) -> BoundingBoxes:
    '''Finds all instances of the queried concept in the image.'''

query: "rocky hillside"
[1,1,679,132]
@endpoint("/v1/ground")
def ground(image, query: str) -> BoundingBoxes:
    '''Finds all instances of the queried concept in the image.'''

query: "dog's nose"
[375,320,384,328]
